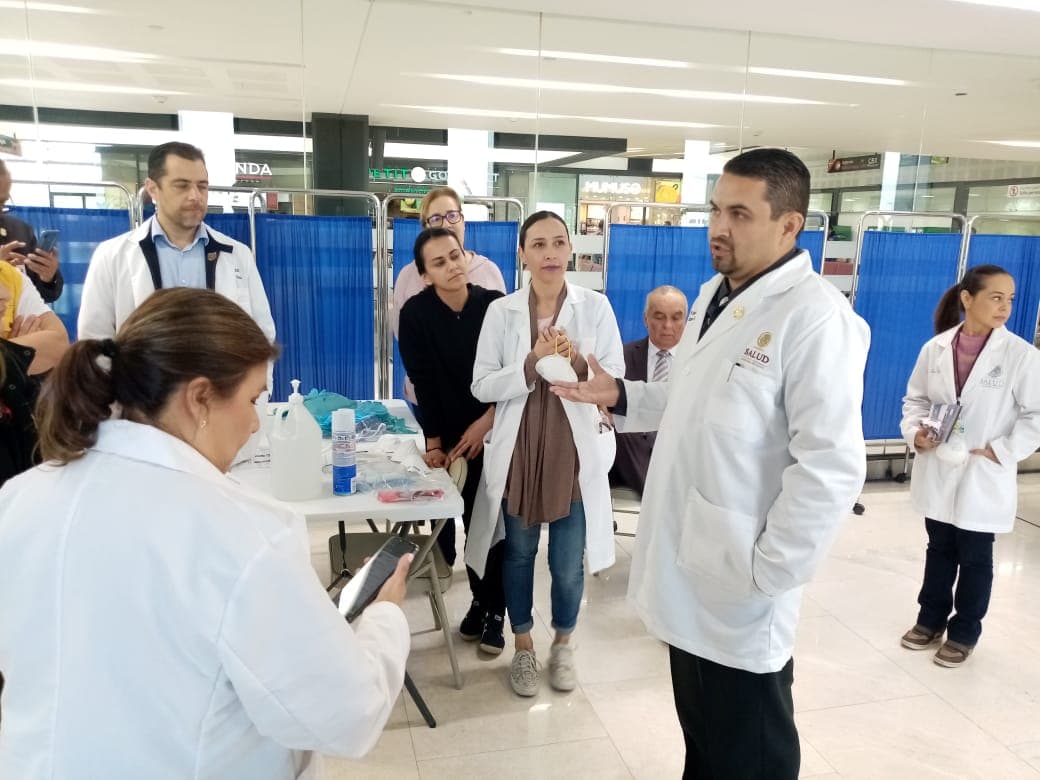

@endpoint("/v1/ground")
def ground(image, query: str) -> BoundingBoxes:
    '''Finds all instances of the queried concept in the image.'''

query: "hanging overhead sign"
[827,154,880,173]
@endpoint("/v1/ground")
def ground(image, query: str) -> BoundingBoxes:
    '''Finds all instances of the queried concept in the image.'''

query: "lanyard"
[952,328,990,402]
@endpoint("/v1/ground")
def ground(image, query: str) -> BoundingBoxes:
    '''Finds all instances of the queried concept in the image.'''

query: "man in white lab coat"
[553,148,869,779]
[78,141,275,345]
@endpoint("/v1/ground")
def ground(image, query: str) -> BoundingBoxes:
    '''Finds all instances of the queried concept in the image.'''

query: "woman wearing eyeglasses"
[391,186,507,422]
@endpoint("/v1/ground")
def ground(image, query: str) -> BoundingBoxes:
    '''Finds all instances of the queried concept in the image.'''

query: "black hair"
[933,264,1012,334]
[519,210,570,248]
[722,148,810,220]
[148,142,206,182]
[412,227,462,274]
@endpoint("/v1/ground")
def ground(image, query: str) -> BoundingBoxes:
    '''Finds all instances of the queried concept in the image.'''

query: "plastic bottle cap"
[332,408,355,431]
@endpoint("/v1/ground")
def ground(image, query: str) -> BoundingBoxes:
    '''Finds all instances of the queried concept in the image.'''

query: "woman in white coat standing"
[0,288,412,779]
[901,264,1040,667]
[469,211,623,697]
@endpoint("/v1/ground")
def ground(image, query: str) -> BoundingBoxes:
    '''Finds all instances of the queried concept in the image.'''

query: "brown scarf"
[504,286,588,526]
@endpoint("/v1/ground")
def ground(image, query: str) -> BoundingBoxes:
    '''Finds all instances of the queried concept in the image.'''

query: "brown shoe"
[934,640,973,668]
[900,624,943,650]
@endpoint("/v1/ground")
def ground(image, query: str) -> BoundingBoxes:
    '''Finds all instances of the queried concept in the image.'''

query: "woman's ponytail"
[933,283,963,335]
[35,339,118,464]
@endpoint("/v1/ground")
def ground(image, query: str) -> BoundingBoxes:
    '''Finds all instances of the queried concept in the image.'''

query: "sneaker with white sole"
[510,649,539,697]
[548,644,577,692]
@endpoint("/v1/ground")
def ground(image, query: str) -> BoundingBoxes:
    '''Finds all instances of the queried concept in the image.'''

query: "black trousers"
[917,517,994,646]
[669,645,799,780]
[434,452,505,618]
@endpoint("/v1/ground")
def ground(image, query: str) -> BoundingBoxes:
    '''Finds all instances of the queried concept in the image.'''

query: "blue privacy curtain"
[390,218,519,399]
[797,229,826,274]
[605,225,713,344]
[854,231,964,440]
[204,212,252,249]
[966,234,1040,343]
[254,214,374,401]
[8,206,131,340]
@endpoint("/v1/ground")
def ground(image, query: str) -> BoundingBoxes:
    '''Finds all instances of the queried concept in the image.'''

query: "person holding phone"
[0,159,64,303]
[398,227,506,655]
[468,211,624,697]
[900,264,1040,667]
[0,289,411,778]
[391,186,506,421]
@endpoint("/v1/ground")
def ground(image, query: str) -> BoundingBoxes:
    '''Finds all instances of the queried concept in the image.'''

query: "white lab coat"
[621,251,870,674]
[77,218,276,344]
[466,283,624,577]
[901,325,1040,533]
[0,420,409,780]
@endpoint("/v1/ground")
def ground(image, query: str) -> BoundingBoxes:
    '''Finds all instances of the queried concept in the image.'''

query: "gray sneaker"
[510,649,539,697]
[548,644,577,692]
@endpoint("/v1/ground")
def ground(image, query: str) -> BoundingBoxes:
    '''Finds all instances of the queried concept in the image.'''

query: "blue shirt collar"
[150,215,207,250]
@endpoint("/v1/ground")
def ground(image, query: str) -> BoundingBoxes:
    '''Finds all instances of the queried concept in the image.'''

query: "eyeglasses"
[424,210,463,228]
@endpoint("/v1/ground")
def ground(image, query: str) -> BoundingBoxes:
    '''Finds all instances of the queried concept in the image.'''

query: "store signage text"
[582,181,643,196]
[1007,183,1040,198]
[235,162,273,178]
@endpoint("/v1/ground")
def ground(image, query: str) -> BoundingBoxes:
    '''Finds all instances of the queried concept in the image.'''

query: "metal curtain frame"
[380,192,525,397]
[457,196,526,289]
[15,179,136,229]
[134,186,267,244]
[248,188,386,396]
[850,211,969,306]
[601,203,830,292]
[963,212,1040,343]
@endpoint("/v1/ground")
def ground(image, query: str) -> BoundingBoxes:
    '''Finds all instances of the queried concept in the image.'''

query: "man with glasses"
[391,186,505,423]
[0,159,64,303]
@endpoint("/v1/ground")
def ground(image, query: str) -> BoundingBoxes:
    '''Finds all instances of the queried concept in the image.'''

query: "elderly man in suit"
[609,285,688,495]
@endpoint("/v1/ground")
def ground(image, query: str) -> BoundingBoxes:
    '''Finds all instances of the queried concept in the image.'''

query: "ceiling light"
[494,48,689,69]
[748,66,907,86]
[0,1,102,12]
[0,78,182,95]
[0,39,157,63]
[979,140,1040,148]
[492,48,906,87]
[412,73,849,106]
[384,103,724,129]
[948,0,1040,10]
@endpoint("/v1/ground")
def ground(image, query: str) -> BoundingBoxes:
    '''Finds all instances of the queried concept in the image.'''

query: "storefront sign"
[235,161,273,179]
[369,166,499,185]
[580,175,650,200]
[0,134,22,156]
[899,155,950,167]
[827,154,880,173]
[1007,183,1040,198]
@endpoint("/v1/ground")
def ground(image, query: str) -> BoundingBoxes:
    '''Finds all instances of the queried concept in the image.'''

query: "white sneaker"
[510,649,539,697]
[548,644,577,692]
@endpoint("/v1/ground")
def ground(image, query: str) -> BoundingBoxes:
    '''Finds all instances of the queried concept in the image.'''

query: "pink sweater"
[392,252,507,403]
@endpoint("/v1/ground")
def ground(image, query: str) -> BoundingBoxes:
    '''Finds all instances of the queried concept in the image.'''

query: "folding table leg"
[404,672,437,728]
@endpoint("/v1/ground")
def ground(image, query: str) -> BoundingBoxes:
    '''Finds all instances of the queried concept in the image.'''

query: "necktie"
[652,349,671,382]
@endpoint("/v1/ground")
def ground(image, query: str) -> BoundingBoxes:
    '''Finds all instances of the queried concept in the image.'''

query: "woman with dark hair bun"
[900,265,1040,667]
[0,288,413,777]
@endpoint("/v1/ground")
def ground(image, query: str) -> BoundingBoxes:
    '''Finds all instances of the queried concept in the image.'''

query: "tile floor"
[320,474,1040,779]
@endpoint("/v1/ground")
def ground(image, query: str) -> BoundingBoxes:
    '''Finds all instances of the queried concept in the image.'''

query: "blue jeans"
[502,499,586,635]
[916,517,995,646]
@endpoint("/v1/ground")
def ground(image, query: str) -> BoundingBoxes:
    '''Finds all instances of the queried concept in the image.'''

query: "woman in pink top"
[391,186,507,409]
[900,265,1040,667]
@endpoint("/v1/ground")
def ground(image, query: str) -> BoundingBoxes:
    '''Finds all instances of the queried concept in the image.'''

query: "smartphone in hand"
[337,535,418,622]
[37,229,59,253]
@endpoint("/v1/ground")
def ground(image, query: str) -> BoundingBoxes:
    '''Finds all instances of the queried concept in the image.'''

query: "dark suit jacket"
[0,212,64,303]
[610,337,657,496]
